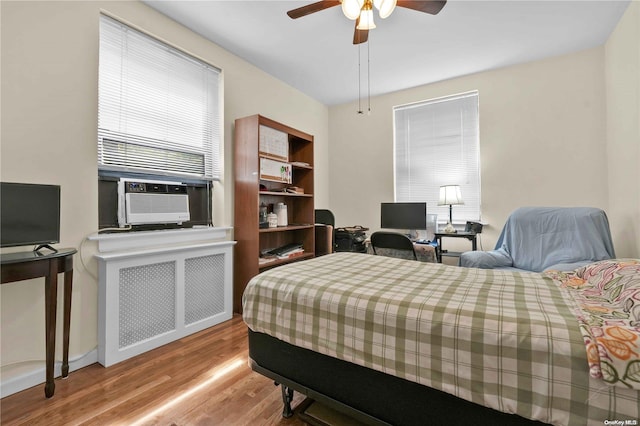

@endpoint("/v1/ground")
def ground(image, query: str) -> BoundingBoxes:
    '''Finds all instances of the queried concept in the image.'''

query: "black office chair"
[315,209,335,227]
[315,209,336,255]
[370,231,418,260]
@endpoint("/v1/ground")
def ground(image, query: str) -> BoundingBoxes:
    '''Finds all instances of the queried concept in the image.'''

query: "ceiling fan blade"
[396,0,447,15]
[287,0,341,19]
[353,18,369,44]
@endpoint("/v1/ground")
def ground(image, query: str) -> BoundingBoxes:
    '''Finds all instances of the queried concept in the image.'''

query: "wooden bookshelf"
[233,115,314,313]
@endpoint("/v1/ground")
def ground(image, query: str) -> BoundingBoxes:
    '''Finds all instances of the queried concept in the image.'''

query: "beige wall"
[0,0,328,390]
[328,47,609,254]
[605,1,640,258]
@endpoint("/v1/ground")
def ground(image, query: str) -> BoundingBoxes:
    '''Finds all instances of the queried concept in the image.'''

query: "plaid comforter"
[243,253,640,425]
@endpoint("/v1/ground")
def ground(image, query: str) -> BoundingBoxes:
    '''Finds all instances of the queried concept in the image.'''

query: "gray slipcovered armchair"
[459,207,615,272]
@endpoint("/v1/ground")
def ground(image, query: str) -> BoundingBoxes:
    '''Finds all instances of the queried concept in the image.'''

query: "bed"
[242,252,640,425]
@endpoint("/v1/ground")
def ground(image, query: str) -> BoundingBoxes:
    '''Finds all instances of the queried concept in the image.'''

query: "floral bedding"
[545,259,640,389]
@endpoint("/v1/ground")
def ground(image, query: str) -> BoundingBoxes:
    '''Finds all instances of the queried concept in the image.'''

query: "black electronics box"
[465,221,483,234]
[335,226,368,253]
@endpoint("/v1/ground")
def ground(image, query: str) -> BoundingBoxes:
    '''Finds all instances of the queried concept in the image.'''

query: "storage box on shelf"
[234,115,315,313]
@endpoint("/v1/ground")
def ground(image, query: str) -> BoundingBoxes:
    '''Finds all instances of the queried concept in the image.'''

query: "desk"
[434,232,477,263]
[1,248,77,398]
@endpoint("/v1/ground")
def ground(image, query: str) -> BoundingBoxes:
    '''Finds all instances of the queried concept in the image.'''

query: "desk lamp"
[438,185,464,233]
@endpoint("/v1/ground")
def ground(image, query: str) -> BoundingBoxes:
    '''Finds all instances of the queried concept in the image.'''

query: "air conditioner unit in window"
[117,179,190,227]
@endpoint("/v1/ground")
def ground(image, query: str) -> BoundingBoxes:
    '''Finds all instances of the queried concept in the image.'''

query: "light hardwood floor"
[0,315,308,425]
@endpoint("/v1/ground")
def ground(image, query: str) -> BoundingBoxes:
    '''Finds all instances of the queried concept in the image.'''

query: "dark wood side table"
[434,232,477,263]
[1,248,77,398]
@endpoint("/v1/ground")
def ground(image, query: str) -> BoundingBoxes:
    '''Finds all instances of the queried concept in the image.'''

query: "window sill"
[88,226,232,253]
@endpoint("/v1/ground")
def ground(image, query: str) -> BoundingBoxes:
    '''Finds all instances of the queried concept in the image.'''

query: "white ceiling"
[143,0,630,106]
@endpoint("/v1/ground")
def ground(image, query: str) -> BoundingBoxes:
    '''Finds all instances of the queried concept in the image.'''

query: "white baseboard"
[0,349,98,398]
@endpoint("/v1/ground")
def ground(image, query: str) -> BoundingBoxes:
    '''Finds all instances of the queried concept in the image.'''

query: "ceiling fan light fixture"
[373,0,396,19]
[357,8,376,29]
[342,0,364,20]
[357,0,376,29]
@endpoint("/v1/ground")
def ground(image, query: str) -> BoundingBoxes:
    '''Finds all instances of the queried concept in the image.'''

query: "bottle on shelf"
[267,213,278,228]
[276,202,288,227]
[259,202,268,228]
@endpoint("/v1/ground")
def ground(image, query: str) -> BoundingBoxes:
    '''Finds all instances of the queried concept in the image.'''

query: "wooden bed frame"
[248,329,548,426]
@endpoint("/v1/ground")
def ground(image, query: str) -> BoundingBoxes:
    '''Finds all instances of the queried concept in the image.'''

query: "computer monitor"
[380,202,427,231]
[1,182,61,252]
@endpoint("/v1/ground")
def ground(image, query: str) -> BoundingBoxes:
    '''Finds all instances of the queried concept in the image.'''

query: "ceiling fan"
[287,0,447,44]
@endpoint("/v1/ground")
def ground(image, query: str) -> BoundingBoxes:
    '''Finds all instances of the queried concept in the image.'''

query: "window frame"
[392,91,481,225]
[98,14,222,182]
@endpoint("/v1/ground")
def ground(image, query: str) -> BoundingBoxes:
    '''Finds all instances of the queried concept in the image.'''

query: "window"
[98,15,221,180]
[393,91,481,224]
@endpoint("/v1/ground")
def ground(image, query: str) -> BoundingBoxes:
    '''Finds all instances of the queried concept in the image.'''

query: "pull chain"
[357,43,363,114]
[357,39,371,114]
[367,39,371,114]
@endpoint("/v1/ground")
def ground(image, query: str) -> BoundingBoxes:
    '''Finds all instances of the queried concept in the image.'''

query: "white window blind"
[393,91,481,223]
[98,15,221,180]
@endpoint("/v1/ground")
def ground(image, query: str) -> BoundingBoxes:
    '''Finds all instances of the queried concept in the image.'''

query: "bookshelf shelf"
[258,252,314,270]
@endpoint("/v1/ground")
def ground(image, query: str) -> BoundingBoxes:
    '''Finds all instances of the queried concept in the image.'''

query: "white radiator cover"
[94,237,235,367]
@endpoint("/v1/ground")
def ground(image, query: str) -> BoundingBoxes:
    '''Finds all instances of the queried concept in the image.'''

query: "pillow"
[575,259,640,316]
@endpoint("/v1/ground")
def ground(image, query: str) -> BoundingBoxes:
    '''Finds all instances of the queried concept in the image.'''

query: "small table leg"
[44,260,58,398]
[62,269,73,377]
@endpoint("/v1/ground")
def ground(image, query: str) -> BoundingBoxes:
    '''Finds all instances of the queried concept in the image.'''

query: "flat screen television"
[380,202,427,230]
[1,182,61,252]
